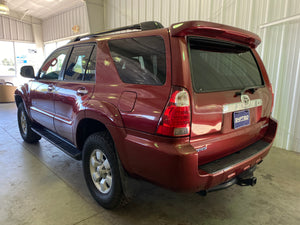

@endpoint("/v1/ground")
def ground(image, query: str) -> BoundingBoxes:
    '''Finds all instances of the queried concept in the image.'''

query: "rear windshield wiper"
[235,86,261,96]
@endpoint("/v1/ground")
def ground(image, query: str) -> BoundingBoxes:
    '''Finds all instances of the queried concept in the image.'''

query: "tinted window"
[64,45,95,82]
[108,36,166,85]
[39,48,69,80]
[188,37,264,93]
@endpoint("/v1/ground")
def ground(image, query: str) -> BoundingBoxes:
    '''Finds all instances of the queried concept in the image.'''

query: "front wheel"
[17,103,41,143]
[82,132,127,209]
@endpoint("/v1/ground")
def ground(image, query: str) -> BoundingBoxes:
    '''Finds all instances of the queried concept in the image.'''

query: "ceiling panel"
[6,0,85,19]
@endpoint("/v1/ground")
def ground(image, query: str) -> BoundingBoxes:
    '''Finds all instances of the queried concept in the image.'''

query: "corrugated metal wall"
[0,15,34,42]
[42,4,90,42]
[105,0,300,152]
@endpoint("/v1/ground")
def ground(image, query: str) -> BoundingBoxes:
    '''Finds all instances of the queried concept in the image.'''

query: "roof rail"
[70,21,164,43]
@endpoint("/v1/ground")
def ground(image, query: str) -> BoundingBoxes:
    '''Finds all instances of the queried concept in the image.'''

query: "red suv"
[15,21,277,209]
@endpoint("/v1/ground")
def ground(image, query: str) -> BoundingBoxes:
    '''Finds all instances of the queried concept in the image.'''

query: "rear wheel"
[17,103,41,143]
[82,132,127,209]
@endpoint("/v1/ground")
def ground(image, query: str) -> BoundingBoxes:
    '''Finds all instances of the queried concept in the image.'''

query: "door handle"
[77,88,88,95]
[48,85,54,91]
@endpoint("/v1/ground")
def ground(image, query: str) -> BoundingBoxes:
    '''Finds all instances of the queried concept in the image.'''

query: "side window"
[39,48,68,80]
[64,45,95,82]
[108,36,166,85]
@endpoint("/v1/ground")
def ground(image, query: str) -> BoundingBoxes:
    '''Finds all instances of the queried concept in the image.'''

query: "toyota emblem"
[241,95,250,106]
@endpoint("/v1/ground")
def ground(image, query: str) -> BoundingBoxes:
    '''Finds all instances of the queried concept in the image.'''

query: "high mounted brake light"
[170,21,261,48]
[157,87,191,137]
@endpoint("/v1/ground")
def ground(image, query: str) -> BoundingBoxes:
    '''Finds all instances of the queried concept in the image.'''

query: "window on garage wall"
[0,41,39,77]
[15,43,39,76]
[44,42,57,59]
[0,41,15,76]
[44,39,70,58]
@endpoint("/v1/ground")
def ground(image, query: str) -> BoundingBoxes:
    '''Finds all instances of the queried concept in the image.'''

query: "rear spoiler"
[170,21,261,48]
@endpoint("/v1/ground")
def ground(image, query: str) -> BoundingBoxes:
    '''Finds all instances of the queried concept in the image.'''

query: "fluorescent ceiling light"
[0,0,9,15]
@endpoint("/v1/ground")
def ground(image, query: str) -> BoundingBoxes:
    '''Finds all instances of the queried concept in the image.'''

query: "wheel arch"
[75,115,130,171]
[76,101,124,150]
[15,94,31,118]
[14,85,31,116]
[15,94,23,107]
[76,118,110,151]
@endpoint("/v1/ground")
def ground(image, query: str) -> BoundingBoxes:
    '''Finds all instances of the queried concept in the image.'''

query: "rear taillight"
[157,87,191,137]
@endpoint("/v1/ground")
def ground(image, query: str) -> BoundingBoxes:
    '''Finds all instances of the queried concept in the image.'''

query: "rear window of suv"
[188,37,264,93]
[108,36,166,85]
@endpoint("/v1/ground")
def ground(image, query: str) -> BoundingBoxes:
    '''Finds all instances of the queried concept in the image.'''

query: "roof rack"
[70,21,164,43]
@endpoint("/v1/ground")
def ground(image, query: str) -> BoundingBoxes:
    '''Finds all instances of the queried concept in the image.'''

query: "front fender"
[14,83,31,116]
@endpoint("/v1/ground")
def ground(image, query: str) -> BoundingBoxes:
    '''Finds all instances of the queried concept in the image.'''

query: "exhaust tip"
[197,190,208,196]
[238,177,257,186]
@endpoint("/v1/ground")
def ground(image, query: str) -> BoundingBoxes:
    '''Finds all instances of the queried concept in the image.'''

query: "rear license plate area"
[233,110,250,129]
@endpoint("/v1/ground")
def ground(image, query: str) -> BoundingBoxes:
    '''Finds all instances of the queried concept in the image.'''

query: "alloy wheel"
[90,149,113,194]
[20,111,27,135]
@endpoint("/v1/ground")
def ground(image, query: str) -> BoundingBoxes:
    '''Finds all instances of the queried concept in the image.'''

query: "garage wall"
[105,0,300,152]
[42,4,90,42]
[0,15,34,42]
[261,1,300,153]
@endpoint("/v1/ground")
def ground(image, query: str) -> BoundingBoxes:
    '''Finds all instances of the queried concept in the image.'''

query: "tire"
[17,103,41,143]
[82,132,127,209]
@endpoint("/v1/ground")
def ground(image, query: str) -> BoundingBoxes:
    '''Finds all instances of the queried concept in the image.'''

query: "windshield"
[188,37,264,93]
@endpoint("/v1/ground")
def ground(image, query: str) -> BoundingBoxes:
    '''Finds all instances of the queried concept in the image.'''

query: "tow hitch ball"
[238,177,257,186]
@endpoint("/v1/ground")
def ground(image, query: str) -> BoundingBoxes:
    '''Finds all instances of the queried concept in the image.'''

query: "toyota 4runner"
[15,21,277,209]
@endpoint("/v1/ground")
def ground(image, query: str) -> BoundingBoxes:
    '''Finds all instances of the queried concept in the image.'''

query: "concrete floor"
[0,102,299,225]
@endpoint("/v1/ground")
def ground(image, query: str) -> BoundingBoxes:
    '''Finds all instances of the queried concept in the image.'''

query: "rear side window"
[64,45,95,82]
[108,36,166,85]
[188,37,264,93]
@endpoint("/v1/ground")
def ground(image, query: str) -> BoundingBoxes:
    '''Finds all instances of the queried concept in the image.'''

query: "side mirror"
[20,66,35,78]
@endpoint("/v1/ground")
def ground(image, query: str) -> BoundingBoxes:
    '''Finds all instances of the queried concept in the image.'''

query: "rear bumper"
[122,117,277,192]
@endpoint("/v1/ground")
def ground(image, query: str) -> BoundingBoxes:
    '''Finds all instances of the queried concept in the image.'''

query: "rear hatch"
[171,21,273,165]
